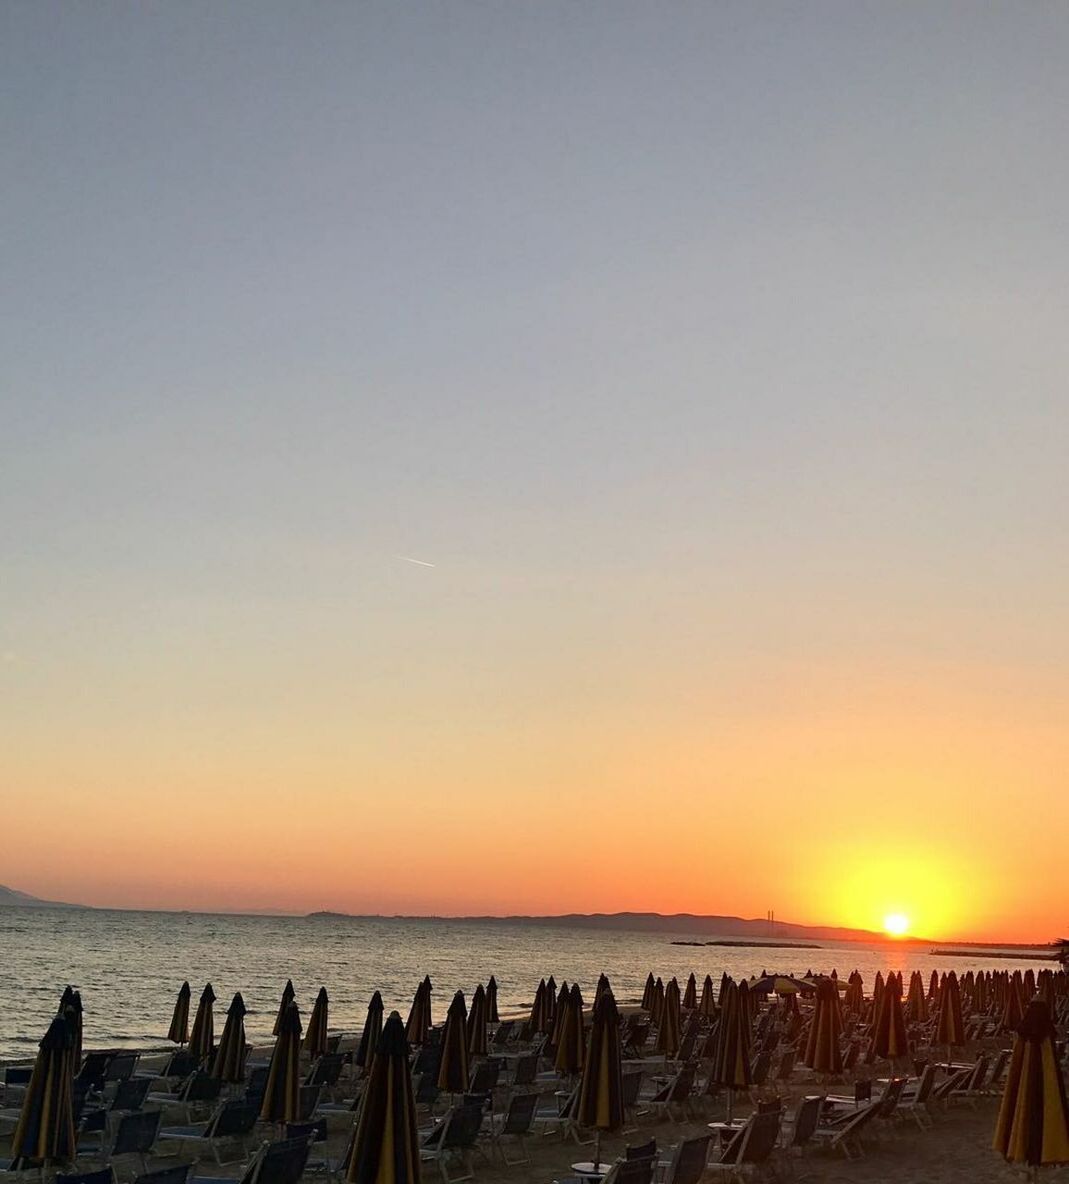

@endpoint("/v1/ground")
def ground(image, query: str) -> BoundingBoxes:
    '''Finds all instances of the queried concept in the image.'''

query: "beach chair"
[159,1099,259,1163]
[533,1083,579,1141]
[625,1137,656,1162]
[102,1109,163,1177]
[946,1055,990,1109]
[647,1065,695,1122]
[897,1066,936,1130]
[929,1066,971,1109]
[509,1055,538,1090]
[781,1094,824,1160]
[490,1022,515,1050]
[105,1055,141,1087]
[487,1091,537,1164]
[553,1156,654,1184]
[414,1072,442,1115]
[419,1103,485,1184]
[810,1102,879,1159]
[148,1072,223,1122]
[983,1049,1010,1095]
[621,1071,644,1131]
[191,1135,312,1184]
[659,1133,711,1184]
[132,1166,192,1184]
[706,1110,781,1181]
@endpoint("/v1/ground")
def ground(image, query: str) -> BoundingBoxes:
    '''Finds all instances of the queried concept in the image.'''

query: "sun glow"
[884,913,910,937]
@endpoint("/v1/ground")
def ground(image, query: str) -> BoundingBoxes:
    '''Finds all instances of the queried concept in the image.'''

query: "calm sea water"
[0,907,1054,1061]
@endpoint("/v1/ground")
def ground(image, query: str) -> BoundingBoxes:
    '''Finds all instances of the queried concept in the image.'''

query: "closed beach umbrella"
[1002,973,1026,1033]
[58,988,82,1073]
[906,972,929,1023]
[405,977,432,1046]
[437,991,469,1094]
[641,973,656,1011]
[467,984,488,1058]
[595,974,611,1010]
[869,973,908,1065]
[11,1012,78,1169]
[649,977,665,1028]
[699,975,716,1018]
[683,974,697,1010]
[803,978,843,1076]
[928,969,940,1003]
[656,977,681,1058]
[189,983,216,1065]
[486,975,500,1024]
[356,991,385,1071]
[577,986,624,1168]
[711,979,751,1121]
[212,993,248,1083]
[546,977,558,1027]
[261,1000,302,1124]
[273,979,296,1036]
[304,987,329,1058]
[347,1012,419,1184]
[168,981,191,1045]
[529,979,550,1035]
[845,971,864,1015]
[935,970,966,1059]
[554,984,585,1075]
[994,1000,1069,1168]
[550,981,571,1047]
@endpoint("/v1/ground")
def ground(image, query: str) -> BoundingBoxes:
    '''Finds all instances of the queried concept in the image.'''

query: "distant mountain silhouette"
[0,883,78,908]
[482,912,894,943]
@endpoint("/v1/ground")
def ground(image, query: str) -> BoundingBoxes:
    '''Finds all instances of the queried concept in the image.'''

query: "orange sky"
[4,625,1065,942]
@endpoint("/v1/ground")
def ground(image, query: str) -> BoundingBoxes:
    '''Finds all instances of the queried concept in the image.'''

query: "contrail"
[395,555,436,568]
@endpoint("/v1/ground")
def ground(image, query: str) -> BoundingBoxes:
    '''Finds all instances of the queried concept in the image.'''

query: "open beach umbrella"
[405,977,432,1046]
[656,977,681,1058]
[683,973,697,1010]
[934,970,966,1061]
[994,999,1069,1170]
[577,986,624,1169]
[212,992,248,1083]
[711,979,752,1121]
[58,987,83,1072]
[486,975,500,1024]
[356,991,385,1070]
[346,1011,420,1184]
[699,974,716,1018]
[467,984,488,1057]
[304,986,329,1058]
[168,981,191,1045]
[189,983,216,1065]
[11,1012,78,1169]
[868,972,908,1066]
[803,978,843,1076]
[261,1000,303,1124]
[273,979,296,1036]
[554,983,585,1075]
[641,973,656,1011]
[437,991,469,1094]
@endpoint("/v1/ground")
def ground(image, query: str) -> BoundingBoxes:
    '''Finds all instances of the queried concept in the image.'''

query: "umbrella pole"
[727,1088,733,1123]
[594,1130,601,1170]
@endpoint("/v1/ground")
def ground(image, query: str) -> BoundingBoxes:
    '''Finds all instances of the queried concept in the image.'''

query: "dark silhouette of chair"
[420,1103,485,1184]
[133,1165,193,1184]
[109,1109,162,1174]
[56,1169,115,1184]
[661,1133,711,1184]
[160,1099,258,1163]
[489,1091,537,1164]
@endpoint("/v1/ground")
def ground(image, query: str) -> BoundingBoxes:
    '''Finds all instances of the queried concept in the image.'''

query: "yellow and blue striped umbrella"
[437,991,469,1094]
[347,1011,420,1184]
[357,991,385,1070]
[577,984,623,1168]
[261,1000,303,1124]
[212,992,248,1083]
[189,983,216,1065]
[994,1000,1069,1167]
[304,987,329,1058]
[11,1012,78,1168]
[168,981,191,1045]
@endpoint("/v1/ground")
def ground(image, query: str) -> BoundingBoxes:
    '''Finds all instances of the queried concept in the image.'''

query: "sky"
[2,3,1067,942]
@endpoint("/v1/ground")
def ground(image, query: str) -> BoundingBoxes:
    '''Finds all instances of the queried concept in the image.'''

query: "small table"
[571,1163,610,1180]
[707,1120,745,1147]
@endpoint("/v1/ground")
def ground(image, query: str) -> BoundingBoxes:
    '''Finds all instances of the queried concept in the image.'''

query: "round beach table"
[570,1163,610,1180]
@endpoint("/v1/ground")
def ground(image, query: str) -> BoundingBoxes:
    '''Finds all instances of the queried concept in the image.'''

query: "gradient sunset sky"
[3,4,1067,942]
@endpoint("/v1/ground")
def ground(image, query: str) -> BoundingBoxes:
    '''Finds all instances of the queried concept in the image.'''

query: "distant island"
[306,908,900,944]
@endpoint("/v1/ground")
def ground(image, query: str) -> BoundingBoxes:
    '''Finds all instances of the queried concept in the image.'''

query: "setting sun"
[884,913,910,937]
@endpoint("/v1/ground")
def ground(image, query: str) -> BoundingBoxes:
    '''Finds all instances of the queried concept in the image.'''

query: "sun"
[884,912,909,937]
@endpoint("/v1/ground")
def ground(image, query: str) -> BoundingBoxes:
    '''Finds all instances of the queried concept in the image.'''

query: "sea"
[0,906,1055,1061]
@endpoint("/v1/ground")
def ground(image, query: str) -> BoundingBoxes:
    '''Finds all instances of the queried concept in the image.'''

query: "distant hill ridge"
[0,884,78,908]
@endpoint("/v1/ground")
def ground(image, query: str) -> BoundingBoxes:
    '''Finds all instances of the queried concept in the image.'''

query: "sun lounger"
[419,1102,485,1184]
[159,1099,258,1164]
[810,1101,879,1159]
[706,1110,781,1181]
[191,1134,312,1184]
